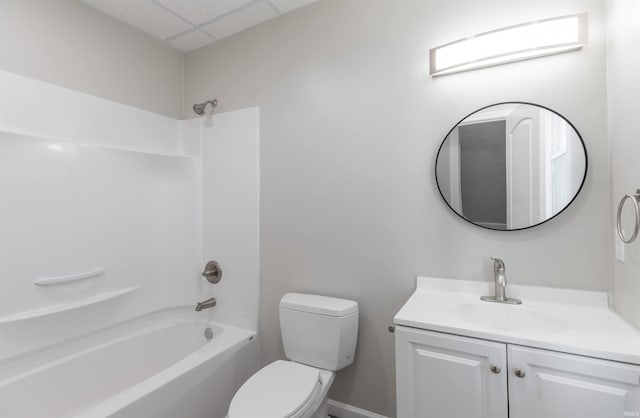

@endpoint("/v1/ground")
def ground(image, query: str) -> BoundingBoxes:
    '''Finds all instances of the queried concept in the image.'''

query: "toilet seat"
[228,360,323,418]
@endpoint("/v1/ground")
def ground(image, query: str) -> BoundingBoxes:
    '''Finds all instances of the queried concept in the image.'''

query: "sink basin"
[394,277,640,364]
[450,302,570,334]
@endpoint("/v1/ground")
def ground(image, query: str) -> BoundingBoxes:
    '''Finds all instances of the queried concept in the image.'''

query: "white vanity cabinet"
[395,327,508,418]
[508,345,640,418]
[396,326,640,418]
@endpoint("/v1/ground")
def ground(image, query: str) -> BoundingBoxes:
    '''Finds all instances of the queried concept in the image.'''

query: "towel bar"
[616,189,640,244]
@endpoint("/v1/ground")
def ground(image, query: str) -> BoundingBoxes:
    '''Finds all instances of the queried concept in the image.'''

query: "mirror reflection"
[435,103,587,231]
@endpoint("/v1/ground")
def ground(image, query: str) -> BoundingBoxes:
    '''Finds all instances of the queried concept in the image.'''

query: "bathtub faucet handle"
[201,260,222,284]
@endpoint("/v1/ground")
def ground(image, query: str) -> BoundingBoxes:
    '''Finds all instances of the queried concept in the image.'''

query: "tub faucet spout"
[196,297,217,312]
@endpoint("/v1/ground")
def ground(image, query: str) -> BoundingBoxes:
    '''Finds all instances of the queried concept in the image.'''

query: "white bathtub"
[0,307,258,418]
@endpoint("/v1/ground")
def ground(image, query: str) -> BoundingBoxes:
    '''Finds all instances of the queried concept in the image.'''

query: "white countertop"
[394,277,640,364]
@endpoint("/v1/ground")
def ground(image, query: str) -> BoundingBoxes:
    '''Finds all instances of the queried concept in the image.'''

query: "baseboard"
[327,399,390,418]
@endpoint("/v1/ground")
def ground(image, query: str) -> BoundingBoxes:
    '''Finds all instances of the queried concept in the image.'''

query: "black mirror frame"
[434,101,588,232]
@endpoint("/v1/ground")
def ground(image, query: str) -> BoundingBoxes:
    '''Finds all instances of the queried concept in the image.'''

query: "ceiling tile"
[268,0,318,14]
[81,0,191,40]
[155,0,254,25]
[201,1,277,40]
[167,29,214,51]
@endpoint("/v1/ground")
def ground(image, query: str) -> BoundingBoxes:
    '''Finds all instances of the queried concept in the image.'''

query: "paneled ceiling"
[81,0,320,52]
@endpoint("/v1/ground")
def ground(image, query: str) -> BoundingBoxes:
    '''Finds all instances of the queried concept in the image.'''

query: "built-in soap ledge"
[34,268,105,286]
[0,287,138,325]
[0,129,197,159]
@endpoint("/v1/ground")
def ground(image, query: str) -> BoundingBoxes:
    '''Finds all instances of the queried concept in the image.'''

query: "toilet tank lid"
[280,293,358,317]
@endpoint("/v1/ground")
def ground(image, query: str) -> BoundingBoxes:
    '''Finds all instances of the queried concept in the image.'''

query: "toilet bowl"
[227,293,358,418]
[228,360,334,418]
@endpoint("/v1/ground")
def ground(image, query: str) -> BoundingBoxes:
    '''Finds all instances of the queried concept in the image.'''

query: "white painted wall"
[0,0,184,118]
[607,0,640,329]
[184,1,610,415]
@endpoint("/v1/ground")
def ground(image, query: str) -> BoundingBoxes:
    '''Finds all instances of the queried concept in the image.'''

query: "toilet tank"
[280,293,358,371]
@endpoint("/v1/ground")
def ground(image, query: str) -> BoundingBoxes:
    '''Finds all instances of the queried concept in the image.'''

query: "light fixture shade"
[429,13,588,76]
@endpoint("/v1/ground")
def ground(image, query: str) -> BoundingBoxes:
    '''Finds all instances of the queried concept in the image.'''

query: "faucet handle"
[202,260,222,284]
[490,257,505,270]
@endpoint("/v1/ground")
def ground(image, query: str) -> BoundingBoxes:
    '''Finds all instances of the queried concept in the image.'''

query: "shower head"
[193,99,218,115]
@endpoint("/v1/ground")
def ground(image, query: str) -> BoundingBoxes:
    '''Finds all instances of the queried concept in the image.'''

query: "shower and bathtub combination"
[0,309,257,418]
[0,71,261,417]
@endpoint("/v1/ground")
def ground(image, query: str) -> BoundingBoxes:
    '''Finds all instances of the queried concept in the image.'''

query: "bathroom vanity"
[394,277,640,418]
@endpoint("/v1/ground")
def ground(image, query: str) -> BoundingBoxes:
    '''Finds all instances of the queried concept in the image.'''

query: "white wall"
[0,0,184,118]
[607,0,640,329]
[184,0,610,415]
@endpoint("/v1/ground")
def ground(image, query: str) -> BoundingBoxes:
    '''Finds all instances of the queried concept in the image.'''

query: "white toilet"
[227,293,359,418]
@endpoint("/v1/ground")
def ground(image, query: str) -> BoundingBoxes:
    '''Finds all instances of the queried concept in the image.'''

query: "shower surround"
[0,71,260,418]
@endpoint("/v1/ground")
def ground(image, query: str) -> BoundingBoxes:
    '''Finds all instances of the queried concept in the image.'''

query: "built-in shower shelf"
[0,287,138,325]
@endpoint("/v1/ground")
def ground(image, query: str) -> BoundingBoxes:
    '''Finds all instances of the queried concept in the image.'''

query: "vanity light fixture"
[429,13,587,76]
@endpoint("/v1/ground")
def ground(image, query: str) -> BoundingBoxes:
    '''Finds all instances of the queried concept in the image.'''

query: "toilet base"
[310,397,329,418]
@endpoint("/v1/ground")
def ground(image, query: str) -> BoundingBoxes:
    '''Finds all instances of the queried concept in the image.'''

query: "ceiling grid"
[81,0,319,51]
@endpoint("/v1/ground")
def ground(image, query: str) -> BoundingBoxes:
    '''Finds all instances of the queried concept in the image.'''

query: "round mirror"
[435,102,587,231]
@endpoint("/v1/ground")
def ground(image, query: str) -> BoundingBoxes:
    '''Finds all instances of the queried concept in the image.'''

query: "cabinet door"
[508,345,640,418]
[395,327,508,418]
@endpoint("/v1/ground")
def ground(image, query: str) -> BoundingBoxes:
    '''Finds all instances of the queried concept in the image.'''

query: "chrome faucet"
[481,257,521,305]
[195,297,217,312]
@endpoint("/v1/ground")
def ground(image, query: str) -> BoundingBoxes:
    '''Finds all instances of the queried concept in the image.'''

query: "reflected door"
[506,106,541,230]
